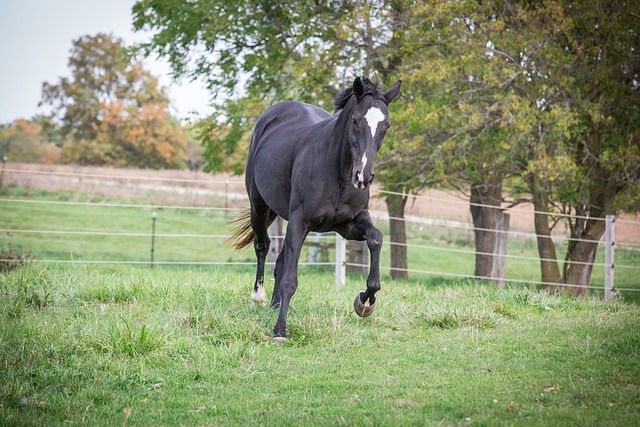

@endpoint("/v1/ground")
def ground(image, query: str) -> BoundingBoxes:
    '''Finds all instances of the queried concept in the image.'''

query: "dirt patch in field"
[3,162,639,246]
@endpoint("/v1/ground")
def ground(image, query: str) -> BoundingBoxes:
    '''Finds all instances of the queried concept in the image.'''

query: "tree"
[402,0,639,292]
[522,0,640,295]
[41,33,187,169]
[132,0,420,278]
[132,0,639,291]
[397,1,542,280]
[0,119,60,164]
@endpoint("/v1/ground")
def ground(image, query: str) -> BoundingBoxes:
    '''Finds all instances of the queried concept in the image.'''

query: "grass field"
[1,186,640,425]
[1,266,639,425]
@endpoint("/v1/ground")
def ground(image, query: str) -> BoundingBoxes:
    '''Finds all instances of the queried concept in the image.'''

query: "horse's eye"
[352,118,359,129]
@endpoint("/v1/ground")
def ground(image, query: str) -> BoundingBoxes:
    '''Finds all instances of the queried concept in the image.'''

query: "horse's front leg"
[272,211,308,344]
[337,211,382,317]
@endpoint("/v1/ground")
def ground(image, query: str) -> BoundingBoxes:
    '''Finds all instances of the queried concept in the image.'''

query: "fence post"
[491,212,510,287]
[268,216,283,272]
[335,233,346,288]
[224,179,229,218]
[150,211,157,268]
[604,214,615,302]
[347,240,368,274]
[0,156,7,189]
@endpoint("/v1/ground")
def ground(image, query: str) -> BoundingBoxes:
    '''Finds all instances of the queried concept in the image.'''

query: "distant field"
[2,186,639,303]
[4,162,640,247]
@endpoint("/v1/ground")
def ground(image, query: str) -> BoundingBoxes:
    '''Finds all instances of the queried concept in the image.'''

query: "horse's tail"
[226,207,254,250]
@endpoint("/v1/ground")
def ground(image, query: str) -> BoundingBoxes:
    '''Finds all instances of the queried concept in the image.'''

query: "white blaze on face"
[364,106,385,140]
[356,151,368,186]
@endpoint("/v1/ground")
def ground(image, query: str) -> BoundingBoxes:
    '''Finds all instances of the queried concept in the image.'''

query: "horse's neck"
[327,110,353,183]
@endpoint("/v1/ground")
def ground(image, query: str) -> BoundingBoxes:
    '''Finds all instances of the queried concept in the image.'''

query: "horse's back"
[250,101,331,152]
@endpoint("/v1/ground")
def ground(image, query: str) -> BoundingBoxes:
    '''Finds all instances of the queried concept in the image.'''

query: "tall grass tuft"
[1,267,54,316]
[99,316,163,357]
[0,244,33,273]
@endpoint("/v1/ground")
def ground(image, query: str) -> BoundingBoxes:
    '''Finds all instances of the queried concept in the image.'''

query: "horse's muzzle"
[353,171,374,190]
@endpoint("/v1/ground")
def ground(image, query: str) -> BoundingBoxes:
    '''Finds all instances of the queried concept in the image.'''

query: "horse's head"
[336,77,402,190]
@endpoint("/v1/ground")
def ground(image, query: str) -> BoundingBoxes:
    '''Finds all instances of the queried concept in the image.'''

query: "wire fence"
[3,220,640,272]
[2,165,639,297]
[7,166,637,222]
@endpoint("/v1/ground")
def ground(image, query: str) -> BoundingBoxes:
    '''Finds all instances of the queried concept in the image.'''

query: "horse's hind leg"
[250,205,276,306]
[270,248,285,308]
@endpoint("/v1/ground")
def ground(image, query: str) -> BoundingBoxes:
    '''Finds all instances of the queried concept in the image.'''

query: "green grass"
[0,187,249,264]
[1,187,639,424]
[1,266,639,425]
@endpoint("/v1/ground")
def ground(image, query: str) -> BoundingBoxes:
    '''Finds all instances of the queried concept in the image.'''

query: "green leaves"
[130,0,408,175]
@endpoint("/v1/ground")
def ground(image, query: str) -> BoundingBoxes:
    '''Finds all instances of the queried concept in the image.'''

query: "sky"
[0,0,212,125]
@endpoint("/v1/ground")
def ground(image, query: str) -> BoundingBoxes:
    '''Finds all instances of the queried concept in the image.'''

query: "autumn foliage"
[40,33,187,169]
[0,119,60,164]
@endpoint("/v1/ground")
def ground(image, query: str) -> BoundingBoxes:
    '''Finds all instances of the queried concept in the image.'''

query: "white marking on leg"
[364,106,385,140]
[272,336,288,346]
[251,278,266,305]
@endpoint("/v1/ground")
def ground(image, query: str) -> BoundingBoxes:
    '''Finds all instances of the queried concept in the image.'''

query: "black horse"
[230,77,401,343]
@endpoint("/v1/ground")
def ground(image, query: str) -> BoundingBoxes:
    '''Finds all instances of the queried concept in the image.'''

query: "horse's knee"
[367,229,383,251]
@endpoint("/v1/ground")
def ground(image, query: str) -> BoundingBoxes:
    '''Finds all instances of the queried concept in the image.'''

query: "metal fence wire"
[1,166,639,299]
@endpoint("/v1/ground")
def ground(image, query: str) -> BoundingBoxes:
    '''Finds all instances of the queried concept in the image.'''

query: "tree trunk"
[563,235,603,297]
[562,206,608,296]
[562,129,618,296]
[529,175,562,293]
[562,180,614,295]
[469,178,503,279]
[386,192,408,279]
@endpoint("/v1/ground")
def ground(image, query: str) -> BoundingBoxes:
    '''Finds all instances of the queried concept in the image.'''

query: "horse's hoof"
[354,292,375,318]
[272,336,288,346]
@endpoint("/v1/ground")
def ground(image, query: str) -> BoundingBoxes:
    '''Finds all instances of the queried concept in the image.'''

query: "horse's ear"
[353,77,366,99]
[383,80,402,104]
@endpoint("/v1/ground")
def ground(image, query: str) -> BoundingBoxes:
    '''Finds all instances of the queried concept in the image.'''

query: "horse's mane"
[334,77,382,111]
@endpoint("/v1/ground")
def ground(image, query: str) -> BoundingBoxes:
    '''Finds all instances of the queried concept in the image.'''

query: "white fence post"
[268,216,283,272]
[491,212,510,287]
[605,214,615,302]
[335,233,346,288]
